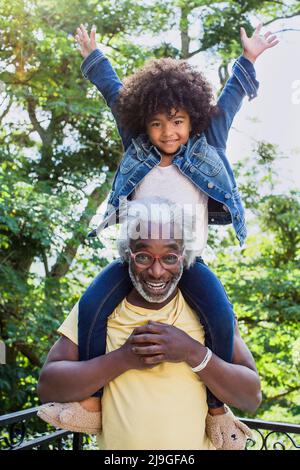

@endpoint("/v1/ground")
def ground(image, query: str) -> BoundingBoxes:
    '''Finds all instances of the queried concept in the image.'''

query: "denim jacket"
[81,50,259,246]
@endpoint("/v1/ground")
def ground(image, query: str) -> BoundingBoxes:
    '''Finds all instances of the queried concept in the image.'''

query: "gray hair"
[117,197,199,269]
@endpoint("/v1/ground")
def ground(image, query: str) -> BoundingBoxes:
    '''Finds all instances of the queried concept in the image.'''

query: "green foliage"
[0,0,299,434]
[212,143,300,423]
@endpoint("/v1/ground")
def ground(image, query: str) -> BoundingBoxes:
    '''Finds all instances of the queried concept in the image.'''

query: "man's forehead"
[130,238,182,252]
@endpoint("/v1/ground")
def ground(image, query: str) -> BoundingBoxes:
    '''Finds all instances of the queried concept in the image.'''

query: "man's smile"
[143,279,170,294]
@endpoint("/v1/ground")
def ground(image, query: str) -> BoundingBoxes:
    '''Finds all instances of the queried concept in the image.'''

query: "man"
[37,198,261,450]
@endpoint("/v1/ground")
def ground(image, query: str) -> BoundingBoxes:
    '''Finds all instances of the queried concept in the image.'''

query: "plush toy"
[206,406,253,450]
[37,402,101,434]
[38,401,252,448]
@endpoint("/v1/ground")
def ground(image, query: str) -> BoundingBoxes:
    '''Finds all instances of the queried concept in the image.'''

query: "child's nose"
[162,123,174,137]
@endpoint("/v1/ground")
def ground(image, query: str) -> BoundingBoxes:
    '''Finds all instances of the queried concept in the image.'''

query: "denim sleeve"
[81,49,133,150]
[205,55,259,150]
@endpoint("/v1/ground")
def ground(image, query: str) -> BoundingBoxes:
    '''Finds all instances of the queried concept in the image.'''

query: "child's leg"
[178,256,235,409]
[78,258,132,396]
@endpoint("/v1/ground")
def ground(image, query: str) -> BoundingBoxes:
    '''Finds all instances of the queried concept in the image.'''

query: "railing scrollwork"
[0,408,299,451]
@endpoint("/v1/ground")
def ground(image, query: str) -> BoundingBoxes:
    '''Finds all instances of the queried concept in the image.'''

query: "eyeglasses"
[129,249,183,269]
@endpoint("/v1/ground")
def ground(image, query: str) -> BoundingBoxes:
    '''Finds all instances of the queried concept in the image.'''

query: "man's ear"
[123,248,131,263]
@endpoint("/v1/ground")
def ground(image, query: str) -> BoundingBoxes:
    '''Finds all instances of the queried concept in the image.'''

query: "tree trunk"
[179,6,191,59]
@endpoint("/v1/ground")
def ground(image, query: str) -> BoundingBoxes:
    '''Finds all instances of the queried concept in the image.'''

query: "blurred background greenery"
[0,0,299,430]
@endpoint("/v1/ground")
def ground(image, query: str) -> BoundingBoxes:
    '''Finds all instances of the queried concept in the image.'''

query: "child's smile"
[146,108,191,164]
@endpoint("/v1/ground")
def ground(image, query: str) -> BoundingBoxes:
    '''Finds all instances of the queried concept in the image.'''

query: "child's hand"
[75,24,97,59]
[240,23,279,63]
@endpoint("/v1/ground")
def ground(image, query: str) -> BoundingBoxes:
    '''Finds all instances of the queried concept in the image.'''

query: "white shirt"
[132,164,208,255]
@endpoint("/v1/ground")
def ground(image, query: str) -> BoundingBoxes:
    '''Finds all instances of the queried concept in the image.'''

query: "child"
[38,23,278,449]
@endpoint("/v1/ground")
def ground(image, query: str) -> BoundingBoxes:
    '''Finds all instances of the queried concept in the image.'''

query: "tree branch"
[237,317,276,330]
[262,0,287,6]
[263,10,300,27]
[41,249,50,277]
[15,342,42,367]
[187,46,206,58]
[264,386,300,403]
[26,96,47,143]
[49,177,113,279]
[0,95,13,124]
[272,28,300,33]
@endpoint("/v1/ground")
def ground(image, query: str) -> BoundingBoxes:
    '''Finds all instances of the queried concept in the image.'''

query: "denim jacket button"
[207,182,214,189]
[189,166,195,173]
[225,193,231,199]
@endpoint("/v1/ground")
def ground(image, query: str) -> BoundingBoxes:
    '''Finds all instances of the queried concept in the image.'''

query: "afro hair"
[114,57,219,138]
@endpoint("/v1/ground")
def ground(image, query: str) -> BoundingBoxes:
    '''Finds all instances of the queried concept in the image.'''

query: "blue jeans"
[78,257,235,408]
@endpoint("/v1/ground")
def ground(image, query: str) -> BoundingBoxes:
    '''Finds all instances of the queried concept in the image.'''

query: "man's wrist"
[113,347,132,373]
[186,340,207,368]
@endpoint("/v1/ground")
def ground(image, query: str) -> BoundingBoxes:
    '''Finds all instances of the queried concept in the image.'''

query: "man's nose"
[148,259,166,278]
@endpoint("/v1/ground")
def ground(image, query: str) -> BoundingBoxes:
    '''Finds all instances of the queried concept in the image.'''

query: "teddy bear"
[206,406,253,450]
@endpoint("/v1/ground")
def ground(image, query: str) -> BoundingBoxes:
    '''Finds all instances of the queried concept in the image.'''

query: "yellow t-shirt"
[58,290,215,450]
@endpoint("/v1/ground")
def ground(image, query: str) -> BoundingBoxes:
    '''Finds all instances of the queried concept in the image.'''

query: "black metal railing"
[0,407,299,450]
[0,407,84,450]
[243,417,300,450]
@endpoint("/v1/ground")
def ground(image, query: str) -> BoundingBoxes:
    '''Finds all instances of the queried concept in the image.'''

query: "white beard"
[128,263,183,304]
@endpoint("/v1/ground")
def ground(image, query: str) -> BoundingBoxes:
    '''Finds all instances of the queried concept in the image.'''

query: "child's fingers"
[267,38,279,48]
[75,34,84,48]
[80,24,87,35]
[267,35,277,43]
[90,26,97,46]
[240,26,247,41]
[80,24,91,44]
[76,28,83,42]
[264,31,273,39]
[80,24,90,43]
[75,35,81,46]
[254,22,263,36]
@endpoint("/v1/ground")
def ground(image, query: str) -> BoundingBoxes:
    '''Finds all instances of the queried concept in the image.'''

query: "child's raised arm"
[205,23,279,152]
[75,25,132,150]
[240,23,279,64]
